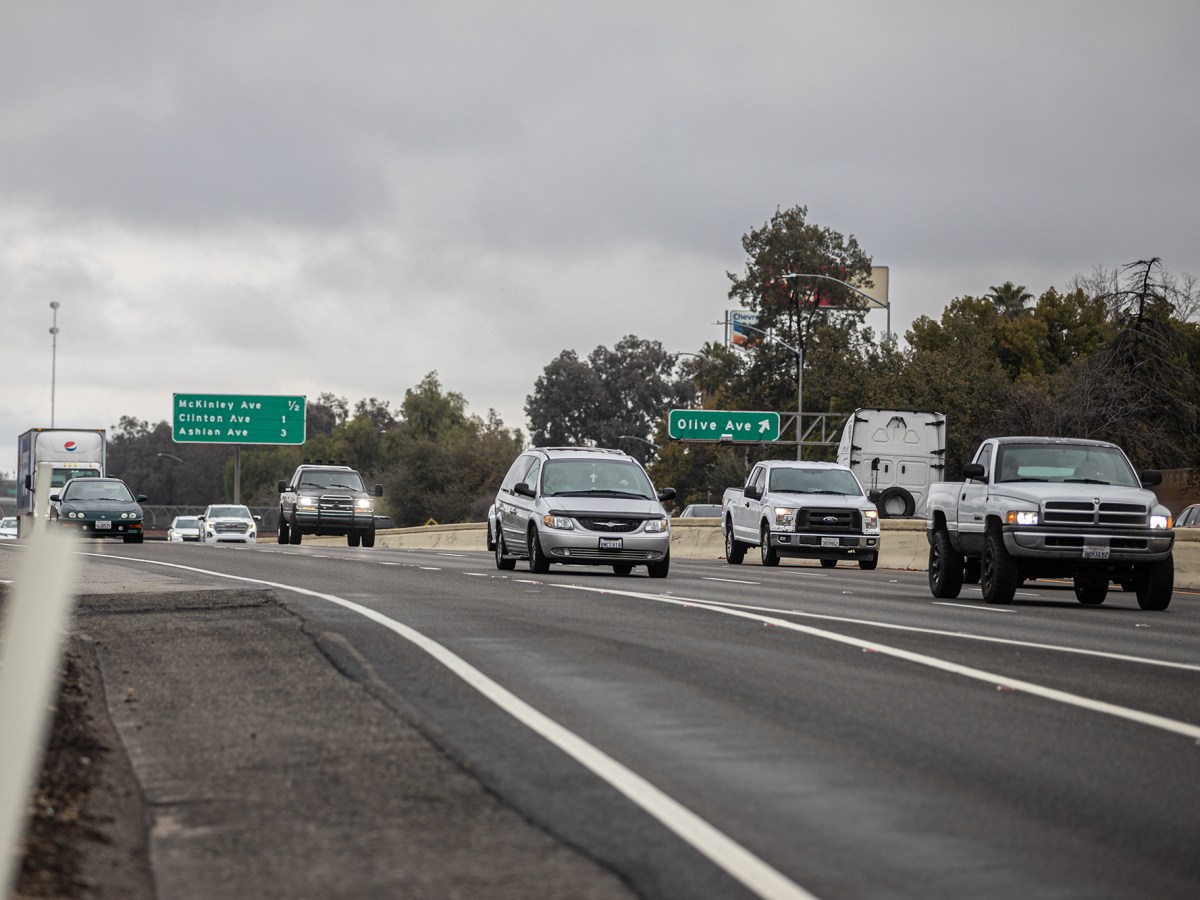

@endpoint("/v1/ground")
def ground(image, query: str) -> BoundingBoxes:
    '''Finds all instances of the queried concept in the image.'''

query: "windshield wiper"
[553,489,651,499]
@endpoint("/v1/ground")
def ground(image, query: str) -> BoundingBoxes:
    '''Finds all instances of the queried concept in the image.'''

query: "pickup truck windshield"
[298,473,366,492]
[541,460,656,500]
[994,444,1141,487]
[768,468,863,496]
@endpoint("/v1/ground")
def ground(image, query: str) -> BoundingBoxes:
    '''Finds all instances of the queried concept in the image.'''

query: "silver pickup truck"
[925,436,1175,609]
[722,460,881,569]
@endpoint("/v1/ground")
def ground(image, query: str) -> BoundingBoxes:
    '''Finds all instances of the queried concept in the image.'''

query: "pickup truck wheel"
[760,525,780,567]
[981,530,1019,604]
[277,516,290,544]
[288,518,302,545]
[347,531,361,547]
[362,527,376,548]
[1073,574,1108,605]
[494,530,516,570]
[928,530,964,599]
[1134,555,1174,611]
[528,527,551,574]
[647,554,670,579]
[858,554,878,571]
[724,525,746,565]
[820,559,837,569]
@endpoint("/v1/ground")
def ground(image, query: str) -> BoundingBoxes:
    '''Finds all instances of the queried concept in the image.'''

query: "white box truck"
[16,428,107,537]
[836,408,946,518]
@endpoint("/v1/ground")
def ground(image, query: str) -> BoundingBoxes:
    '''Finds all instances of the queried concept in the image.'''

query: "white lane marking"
[418,566,442,571]
[550,583,1200,740]
[664,597,1200,673]
[702,577,763,585]
[932,602,1016,613]
[87,555,817,900]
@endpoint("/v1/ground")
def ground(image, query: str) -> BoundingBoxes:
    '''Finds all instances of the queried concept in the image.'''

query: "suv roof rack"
[537,446,627,455]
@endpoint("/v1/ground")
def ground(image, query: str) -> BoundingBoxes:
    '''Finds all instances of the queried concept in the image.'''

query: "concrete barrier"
[311,520,1200,590]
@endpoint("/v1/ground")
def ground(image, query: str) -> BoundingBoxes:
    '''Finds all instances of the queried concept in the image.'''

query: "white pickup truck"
[722,460,881,569]
[925,436,1175,609]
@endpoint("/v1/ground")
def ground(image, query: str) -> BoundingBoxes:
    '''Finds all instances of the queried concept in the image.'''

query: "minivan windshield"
[541,460,657,500]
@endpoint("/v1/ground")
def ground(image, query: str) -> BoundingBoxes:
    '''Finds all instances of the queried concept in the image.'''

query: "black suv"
[277,463,383,547]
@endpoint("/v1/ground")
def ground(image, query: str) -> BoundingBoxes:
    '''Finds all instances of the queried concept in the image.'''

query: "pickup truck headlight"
[643,517,668,534]
[1150,514,1171,529]
[863,509,880,532]
[355,498,373,511]
[297,495,319,510]
[772,507,797,527]
[1005,510,1039,526]
[542,514,574,531]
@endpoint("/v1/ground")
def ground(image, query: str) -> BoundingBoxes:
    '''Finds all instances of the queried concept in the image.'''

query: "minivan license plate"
[599,537,623,552]
[1082,545,1109,560]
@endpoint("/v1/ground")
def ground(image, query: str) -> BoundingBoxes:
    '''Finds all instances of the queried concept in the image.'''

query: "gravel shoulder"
[7,585,635,899]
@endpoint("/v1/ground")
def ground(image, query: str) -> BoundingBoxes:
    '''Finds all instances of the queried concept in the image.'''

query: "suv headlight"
[772,506,797,528]
[542,514,574,531]
[355,498,373,511]
[644,517,668,534]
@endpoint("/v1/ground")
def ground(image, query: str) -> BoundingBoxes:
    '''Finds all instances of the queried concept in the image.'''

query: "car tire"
[1073,574,1108,605]
[613,564,633,575]
[760,525,780,567]
[528,527,551,574]
[362,527,376,548]
[981,529,1019,604]
[494,530,516,570]
[858,554,878,571]
[928,530,964,599]
[878,487,916,518]
[1134,555,1173,611]
[724,524,746,565]
[288,518,302,545]
[820,558,837,569]
[277,516,290,544]
[348,531,361,547]
[647,553,670,578]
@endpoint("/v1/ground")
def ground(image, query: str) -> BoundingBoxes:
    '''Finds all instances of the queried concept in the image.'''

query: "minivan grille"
[577,517,640,533]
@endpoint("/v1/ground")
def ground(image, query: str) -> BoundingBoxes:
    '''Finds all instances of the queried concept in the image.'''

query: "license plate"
[95,520,112,530]
[821,536,839,548]
[1082,545,1109,560]
[599,537,623,552]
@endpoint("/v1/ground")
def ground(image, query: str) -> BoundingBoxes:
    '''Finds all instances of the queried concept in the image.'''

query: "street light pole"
[49,302,60,427]
[779,271,891,341]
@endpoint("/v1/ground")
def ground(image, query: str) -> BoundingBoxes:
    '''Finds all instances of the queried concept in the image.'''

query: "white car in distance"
[198,505,259,543]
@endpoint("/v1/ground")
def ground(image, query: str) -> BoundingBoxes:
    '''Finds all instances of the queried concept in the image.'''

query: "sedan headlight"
[772,506,797,527]
[1005,510,1039,526]
[643,517,668,534]
[542,514,574,531]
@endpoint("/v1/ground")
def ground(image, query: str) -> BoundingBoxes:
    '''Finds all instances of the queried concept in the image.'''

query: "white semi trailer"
[16,428,107,537]
[836,408,946,518]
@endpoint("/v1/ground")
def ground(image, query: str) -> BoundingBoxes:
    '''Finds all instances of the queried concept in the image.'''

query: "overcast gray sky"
[5,1,1198,479]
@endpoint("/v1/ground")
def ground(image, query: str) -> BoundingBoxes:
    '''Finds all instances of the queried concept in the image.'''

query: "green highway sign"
[668,409,780,442]
[173,393,306,445]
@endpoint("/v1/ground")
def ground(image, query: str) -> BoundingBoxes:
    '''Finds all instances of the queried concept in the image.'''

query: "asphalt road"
[4,540,1199,899]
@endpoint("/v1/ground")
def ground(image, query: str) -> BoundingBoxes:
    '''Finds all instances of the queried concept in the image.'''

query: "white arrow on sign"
[758,419,772,433]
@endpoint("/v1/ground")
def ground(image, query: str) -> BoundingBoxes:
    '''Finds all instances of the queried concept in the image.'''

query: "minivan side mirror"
[658,487,677,503]
[514,482,535,498]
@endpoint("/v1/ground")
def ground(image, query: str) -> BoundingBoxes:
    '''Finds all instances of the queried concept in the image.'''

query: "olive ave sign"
[668,410,780,442]
[173,393,306,445]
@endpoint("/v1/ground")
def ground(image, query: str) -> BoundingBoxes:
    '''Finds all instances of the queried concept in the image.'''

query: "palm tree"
[987,281,1033,318]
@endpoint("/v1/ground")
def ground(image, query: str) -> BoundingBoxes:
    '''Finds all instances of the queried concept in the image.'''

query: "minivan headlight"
[644,517,668,534]
[542,514,574,531]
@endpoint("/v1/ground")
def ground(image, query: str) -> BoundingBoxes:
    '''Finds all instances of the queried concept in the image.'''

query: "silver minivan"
[493,447,676,578]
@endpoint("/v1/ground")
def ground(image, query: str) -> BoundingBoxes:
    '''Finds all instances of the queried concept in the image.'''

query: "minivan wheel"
[494,530,516,570]
[647,553,670,578]
[528,528,551,574]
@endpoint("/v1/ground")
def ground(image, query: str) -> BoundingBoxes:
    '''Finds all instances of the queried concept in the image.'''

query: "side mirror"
[278,480,287,493]
[1140,470,1162,487]
[744,485,762,501]
[136,495,148,503]
[962,463,987,482]
[374,484,384,497]
[868,489,881,502]
[50,493,61,502]
[659,487,677,503]
[253,514,262,521]
[514,482,535,498]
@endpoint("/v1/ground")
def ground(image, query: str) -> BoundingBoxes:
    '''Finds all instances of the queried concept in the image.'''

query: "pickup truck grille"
[318,495,355,513]
[1042,500,1148,527]
[576,516,640,533]
[795,508,860,533]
